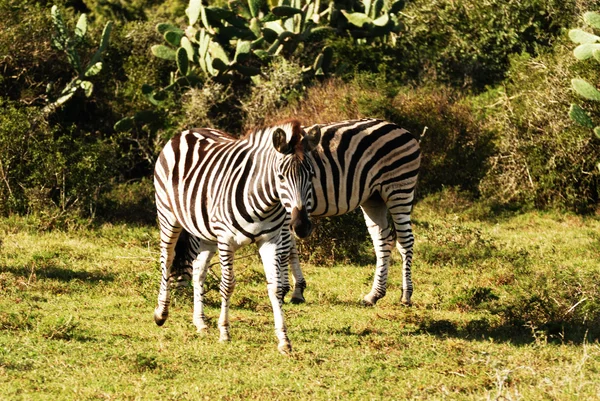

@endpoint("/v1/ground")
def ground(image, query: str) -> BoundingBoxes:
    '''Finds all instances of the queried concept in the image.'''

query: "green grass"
[1,197,600,400]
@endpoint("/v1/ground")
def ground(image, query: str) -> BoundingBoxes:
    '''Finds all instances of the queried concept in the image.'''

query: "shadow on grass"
[414,317,598,345]
[3,265,115,283]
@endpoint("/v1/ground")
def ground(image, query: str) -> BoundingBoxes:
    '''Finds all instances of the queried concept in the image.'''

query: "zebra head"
[272,121,321,239]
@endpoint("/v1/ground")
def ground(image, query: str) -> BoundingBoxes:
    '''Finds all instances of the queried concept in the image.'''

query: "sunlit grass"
[1,196,599,400]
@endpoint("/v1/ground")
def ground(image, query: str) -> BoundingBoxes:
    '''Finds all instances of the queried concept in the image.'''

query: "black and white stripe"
[153,120,320,354]
[288,118,421,306]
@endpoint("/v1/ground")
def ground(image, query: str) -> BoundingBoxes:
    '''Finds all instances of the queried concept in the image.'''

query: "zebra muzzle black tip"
[291,207,313,239]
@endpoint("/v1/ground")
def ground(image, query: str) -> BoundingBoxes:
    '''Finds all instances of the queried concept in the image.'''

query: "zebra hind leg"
[360,197,394,307]
[169,230,195,288]
[217,243,236,343]
[387,189,416,306]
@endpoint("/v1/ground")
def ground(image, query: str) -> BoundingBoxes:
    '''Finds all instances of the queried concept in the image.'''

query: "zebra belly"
[179,214,286,250]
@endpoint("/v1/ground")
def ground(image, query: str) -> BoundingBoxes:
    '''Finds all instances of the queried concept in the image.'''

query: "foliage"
[241,57,304,127]
[114,0,410,132]
[0,98,122,218]
[0,2,122,219]
[44,5,113,115]
[394,0,583,90]
[479,49,600,211]
[568,10,600,172]
[296,211,370,266]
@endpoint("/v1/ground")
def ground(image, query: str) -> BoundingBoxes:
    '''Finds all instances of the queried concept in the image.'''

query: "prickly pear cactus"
[115,0,406,131]
[46,6,112,115]
[568,11,600,171]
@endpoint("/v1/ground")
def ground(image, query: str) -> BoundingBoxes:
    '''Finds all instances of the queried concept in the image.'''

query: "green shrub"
[96,178,156,224]
[0,0,68,103]
[395,0,584,90]
[392,86,496,196]
[496,264,600,340]
[241,58,305,128]
[478,47,600,211]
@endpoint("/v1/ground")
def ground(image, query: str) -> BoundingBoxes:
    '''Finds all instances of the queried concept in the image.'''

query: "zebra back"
[306,118,421,217]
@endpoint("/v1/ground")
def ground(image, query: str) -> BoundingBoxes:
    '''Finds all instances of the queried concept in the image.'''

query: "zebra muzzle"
[290,206,313,239]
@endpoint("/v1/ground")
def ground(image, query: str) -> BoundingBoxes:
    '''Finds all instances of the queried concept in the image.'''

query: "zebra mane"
[244,119,307,159]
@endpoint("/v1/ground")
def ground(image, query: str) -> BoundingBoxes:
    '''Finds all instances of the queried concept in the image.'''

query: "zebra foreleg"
[277,226,293,303]
[259,240,292,355]
[217,243,236,342]
[192,246,216,333]
[154,219,182,326]
[288,237,307,304]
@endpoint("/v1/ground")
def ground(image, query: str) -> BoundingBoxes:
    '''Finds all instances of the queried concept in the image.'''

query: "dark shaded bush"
[296,211,371,266]
[96,178,156,224]
[393,86,496,196]
[394,0,585,90]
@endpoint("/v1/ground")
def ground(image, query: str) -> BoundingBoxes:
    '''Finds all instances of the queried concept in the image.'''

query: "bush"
[274,76,495,196]
[395,0,586,90]
[392,86,496,196]
[241,58,305,129]
[96,178,156,224]
[478,47,600,211]
[296,211,371,266]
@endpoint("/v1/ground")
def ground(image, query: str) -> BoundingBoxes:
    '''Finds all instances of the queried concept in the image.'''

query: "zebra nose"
[291,206,313,238]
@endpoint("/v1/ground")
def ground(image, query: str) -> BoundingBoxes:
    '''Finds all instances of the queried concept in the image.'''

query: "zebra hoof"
[290,295,305,304]
[194,322,209,334]
[278,341,292,355]
[401,290,413,306]
[153,309,168,326]
[219,330,231,343]
[362,294,379,307]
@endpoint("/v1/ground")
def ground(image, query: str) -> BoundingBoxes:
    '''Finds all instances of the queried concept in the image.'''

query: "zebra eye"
[277,174,285,182]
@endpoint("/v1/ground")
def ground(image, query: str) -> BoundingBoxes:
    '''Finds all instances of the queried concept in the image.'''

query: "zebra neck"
[232,133,281,217]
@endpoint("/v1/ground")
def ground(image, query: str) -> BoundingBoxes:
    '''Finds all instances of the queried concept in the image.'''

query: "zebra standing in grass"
[153,120,320,354]
[287,118,421,306]
[170,118,420,307]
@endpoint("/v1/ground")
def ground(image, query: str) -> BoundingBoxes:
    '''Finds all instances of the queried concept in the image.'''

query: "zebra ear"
[304,126,321,152]
[272,128,292,154]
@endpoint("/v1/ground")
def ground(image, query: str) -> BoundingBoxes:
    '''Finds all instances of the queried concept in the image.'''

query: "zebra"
[287,118,421,306]
[170,118,421,307]
[153,120,320,354]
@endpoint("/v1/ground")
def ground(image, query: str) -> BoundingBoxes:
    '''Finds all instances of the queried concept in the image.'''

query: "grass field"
[1,195,600,400]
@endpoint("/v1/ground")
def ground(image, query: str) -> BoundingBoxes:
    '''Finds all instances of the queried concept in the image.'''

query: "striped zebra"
[153,120,320,354]
[171,118,421,306]
[288,118,421,306]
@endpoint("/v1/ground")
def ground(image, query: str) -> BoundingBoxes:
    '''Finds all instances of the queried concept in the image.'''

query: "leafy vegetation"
[0,0,598,221]
[568,11,600,173]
